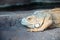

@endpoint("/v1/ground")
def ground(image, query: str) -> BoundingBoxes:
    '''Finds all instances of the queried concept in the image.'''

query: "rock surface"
[0,9,60,40]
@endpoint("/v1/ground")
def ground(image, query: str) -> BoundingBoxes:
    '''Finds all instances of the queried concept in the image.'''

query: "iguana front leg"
[27,20,52,32]
[38,20,52,32]
[27,15,53,32]
[27,27,42,32]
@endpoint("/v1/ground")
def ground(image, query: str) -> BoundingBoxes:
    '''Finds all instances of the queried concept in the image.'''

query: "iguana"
[21,8,60,32]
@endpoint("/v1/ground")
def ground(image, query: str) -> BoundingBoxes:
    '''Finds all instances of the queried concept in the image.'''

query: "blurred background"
[0,0,60,11]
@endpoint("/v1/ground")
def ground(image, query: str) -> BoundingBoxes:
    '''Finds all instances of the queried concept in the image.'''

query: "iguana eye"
[28,18,32,20]
[27,16,35,21]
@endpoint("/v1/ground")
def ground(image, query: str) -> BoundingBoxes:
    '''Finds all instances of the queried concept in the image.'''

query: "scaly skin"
[21,8,60,32]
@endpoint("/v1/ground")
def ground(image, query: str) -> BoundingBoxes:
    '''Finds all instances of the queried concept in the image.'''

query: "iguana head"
[21,15,42,28]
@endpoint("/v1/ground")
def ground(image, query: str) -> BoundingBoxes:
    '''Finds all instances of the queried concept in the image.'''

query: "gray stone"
[0,10,60,40]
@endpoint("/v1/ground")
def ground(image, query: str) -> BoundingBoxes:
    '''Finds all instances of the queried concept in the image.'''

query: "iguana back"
[50,8,60,27]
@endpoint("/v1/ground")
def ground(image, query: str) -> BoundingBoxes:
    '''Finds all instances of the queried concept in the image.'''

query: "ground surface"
[0,9,60,40]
